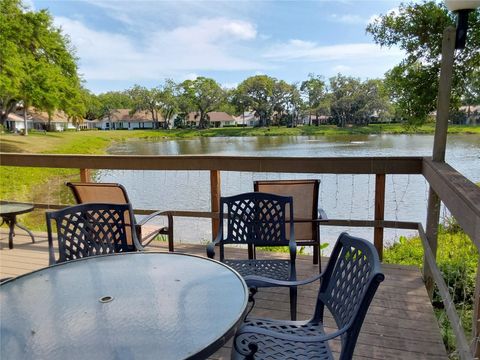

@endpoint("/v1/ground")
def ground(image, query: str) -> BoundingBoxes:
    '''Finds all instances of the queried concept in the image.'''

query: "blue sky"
[30,0,409,94]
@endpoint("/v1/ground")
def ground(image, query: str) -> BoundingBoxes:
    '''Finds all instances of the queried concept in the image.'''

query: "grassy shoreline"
[2,123,479,155]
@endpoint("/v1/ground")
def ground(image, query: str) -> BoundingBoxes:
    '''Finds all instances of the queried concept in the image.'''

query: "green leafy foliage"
[329,75,390,127]
[367,1,480,125]
[179,77,225,129]
[0,0,83,130]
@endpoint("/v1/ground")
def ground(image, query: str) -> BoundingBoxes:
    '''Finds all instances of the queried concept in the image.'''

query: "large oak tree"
[367,1,480,125]
[0,0,83,133]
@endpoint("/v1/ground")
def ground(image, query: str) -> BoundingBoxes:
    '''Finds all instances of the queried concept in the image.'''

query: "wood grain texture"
[0,230,447,359]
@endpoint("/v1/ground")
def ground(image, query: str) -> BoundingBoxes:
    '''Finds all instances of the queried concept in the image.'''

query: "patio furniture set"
[0,180,384,360]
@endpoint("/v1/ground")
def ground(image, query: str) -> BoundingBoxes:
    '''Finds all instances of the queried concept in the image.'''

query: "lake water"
[99,134,479,251]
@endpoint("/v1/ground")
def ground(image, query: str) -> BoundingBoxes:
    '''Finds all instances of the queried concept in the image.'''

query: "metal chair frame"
[207,192,298,320]
[232,232,385,360]
[46,203,143,265]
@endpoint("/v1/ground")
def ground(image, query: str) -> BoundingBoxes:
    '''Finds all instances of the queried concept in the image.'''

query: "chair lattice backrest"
[315,232,384,355]
[221,192,293,247]
[46,203,139,264]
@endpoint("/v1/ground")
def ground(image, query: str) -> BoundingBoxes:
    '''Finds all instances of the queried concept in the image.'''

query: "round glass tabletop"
[0,203,34,216]
[0,252,249,360]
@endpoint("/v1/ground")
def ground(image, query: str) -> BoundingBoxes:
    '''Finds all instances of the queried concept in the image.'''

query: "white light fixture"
[444,0,480,11]
[444,0,480,48]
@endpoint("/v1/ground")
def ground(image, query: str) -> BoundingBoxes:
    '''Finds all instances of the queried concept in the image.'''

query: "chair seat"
[233,318,333,360]
[224,259,292,281]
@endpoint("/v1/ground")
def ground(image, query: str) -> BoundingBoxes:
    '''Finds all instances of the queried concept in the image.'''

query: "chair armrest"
[289,227,296,262]
[234,323,348,356]
[317,207,328,220]
[136,211,174,250]
[206,232,222,259]
[244,271,323,288]
[132,235,145,252]
[136,210,167,227]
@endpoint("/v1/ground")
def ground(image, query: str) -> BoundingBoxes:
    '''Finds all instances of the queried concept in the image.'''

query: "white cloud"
[367,7,400,26]
[181,73,199,81]
[332,65,352,73]
[23,0,35,10]
[55,16,264,82]
[263,40,403,62]
[330,14,365,25]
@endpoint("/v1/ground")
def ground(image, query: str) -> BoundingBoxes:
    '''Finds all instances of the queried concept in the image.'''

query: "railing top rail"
[423,158,480,248]
[0,153,424,174]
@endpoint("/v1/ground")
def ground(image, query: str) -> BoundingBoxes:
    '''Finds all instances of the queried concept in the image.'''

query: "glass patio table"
[0,252,249,360]
[0,202,35,249]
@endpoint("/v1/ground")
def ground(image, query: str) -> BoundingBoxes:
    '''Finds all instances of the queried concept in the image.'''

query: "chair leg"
[289,286,297,321]
[313,243,319,265]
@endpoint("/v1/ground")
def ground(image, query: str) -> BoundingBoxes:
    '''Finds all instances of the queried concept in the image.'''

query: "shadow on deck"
[0,230,447,359]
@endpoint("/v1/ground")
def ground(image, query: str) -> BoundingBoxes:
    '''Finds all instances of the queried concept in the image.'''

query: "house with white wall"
[96,109,166,130]
[4,108,76,131]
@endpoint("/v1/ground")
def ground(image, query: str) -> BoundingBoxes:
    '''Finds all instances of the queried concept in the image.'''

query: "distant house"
[186,112,236,128]
[95,109,166,130]
[460,105,479,125]
[234,112,259,127]
[5,108,76,132]
[300,114,330,126]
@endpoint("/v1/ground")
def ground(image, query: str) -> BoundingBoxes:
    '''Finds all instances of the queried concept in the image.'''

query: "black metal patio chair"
[206,192,298,320]
[232,232,384,360]
[46,203,143,265]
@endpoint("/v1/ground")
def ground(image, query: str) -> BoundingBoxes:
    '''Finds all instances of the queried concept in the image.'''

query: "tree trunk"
[23,106,28,136]
[0,99,17,127]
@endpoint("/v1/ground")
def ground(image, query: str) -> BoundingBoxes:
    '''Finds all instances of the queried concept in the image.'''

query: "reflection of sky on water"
[100,134,479,253]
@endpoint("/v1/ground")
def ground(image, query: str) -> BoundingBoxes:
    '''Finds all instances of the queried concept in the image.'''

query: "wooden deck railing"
[1,152,479,359]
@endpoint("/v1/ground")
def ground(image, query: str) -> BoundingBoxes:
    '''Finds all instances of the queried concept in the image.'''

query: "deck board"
[0,230,447,359]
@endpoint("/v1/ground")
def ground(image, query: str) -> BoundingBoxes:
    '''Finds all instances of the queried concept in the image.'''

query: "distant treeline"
[1,0,478,132]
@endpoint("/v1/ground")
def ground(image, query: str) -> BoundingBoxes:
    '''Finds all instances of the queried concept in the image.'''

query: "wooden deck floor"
[0,230,447,359]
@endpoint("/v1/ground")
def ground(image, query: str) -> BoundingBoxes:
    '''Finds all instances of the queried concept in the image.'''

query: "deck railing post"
[210,170,221,241]
[80,169,91,182]
[374,174,385,261]
[473,262,480,357]
[424,26,456,299]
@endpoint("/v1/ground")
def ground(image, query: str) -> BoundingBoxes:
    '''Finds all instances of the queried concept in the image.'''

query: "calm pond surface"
[100,134,480,250]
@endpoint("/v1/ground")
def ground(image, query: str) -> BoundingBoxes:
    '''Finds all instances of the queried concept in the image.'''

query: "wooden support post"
[424,26,456,299]
[210,170,221,241]
[374,174,385,261]
[473,261,480,358]
[80,169,91,182]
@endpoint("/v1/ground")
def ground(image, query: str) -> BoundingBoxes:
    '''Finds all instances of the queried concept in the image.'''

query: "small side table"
[0,203,35,249]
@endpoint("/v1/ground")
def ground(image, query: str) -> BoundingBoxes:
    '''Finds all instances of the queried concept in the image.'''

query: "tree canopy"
[0,0,83,132]
[367,1,480,124]
[179,77,225,129]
